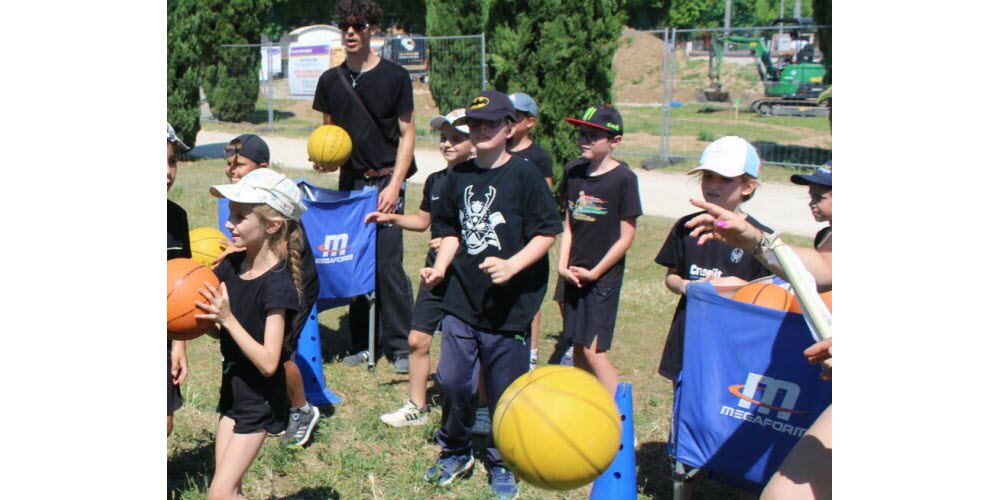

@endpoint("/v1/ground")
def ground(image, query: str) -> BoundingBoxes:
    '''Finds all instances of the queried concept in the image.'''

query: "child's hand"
[559,267,581,288]
[804,337,833,380]
[170,341,188,385]
[195,281,234,328]
[479,257,516,284]
[568,266,598,285]
[364,211,394,224]
[312,161,340,174]
[685,199,760,248]
[420,267,445,288]
[428,237,442,251]
[211,238,240,268]
[708,276,747,288]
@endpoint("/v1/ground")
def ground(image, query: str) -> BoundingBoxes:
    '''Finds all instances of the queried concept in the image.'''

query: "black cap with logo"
[457,90,517,124]
[564,104,624,136]
[225,134,271,165]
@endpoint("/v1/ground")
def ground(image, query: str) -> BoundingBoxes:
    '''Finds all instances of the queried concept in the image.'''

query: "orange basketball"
[732,282,794,311]
[788,290,833,315]
[167,258,220,341]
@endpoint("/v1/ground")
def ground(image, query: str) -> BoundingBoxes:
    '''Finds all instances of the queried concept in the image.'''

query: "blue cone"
[590,382,637,499]
[294,304,342,405]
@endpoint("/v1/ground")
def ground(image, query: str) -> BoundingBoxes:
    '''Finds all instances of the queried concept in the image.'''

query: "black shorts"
[218,369,289,434]
[410,281,447,335]
[553,278,566,303]
[167,350,182,416]
[562,284,621,352]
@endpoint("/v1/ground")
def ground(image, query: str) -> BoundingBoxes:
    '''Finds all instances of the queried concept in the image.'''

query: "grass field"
[167,159,812,499]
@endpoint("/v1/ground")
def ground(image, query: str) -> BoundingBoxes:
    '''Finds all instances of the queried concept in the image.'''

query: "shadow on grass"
[636,441,672,499]
[319,313,352,363]
[168,441,214,498]
[284,486,341,499]
[545,333,572,365]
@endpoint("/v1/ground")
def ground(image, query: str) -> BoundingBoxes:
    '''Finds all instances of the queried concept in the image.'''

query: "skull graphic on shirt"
[459,185,506,255]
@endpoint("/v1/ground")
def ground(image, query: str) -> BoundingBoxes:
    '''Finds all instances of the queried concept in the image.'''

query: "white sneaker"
[380,400,430,428]
[529,351,538,371]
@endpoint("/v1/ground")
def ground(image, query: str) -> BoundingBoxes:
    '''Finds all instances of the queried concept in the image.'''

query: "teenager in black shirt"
[311,0,415,372]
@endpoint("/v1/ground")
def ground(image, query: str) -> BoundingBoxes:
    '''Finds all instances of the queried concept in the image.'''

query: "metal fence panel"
[617,25,831,169]
[203,35,486,140]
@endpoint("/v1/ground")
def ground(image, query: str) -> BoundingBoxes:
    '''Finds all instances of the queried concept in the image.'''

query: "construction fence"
[203,34,486,140]
[617,24,831,169]
[200,25,830,169]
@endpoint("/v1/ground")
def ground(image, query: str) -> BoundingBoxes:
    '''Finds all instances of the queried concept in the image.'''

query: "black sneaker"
[280,404,320,447]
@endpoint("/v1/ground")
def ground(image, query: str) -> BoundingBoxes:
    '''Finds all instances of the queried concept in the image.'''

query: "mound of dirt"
[614,29,667,103]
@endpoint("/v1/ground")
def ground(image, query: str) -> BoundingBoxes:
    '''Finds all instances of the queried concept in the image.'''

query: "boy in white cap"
[370,109,475,428]
[167,123,191,437]
[654,136,774,385]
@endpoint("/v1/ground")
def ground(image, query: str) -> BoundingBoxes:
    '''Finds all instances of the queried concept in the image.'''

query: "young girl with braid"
[195,169,308,499]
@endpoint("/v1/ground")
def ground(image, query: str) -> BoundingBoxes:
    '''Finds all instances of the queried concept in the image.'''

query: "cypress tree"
[425,0,484,115]
[485,0,625,185]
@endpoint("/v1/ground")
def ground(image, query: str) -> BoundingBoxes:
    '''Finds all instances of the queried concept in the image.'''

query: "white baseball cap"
[167,122,190,152]
[429,108,470,134]
[688,136,760,178]
[210,168,307,220]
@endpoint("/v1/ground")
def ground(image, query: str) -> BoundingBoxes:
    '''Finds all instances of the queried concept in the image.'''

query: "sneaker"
[280,404,320,447]
[424,453,474,486]
[394,355,410,374]
[529,351,538,371]
[560,347,573,366]
[380,400,429,428]
[487,465,518,499]
[341,350,370,366]
[472,406,492,436]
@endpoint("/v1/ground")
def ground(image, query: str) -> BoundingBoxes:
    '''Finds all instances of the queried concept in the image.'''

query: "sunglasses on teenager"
[338,22,370,32]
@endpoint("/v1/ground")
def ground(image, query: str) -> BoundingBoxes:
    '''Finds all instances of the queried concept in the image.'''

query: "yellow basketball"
[188,227,229,267]
[307,124,353,170]
[493,366,622,490]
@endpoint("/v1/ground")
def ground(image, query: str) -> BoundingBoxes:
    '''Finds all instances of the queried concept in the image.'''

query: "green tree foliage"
[264,0,335,40]
[200,0,272,123]
[485,0,624,185]
[426,0,484,115]
[167,0,207,149]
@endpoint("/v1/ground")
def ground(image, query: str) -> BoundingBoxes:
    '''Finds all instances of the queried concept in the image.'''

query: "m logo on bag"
[719,372,811,437]
[316,233,354,264]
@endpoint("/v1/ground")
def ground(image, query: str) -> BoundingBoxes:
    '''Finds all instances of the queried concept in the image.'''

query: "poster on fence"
[288,43,331,99]
[259,46,282,81]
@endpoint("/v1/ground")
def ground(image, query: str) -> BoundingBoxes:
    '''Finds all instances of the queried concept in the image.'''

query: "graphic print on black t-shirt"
[460,185,507,255]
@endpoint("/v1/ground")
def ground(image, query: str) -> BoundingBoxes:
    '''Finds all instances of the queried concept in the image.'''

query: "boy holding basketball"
[558,104,642,396]
[420,90,562,498]
[167,123,191,436]
[656,136,773,385]
[218,134,322,447]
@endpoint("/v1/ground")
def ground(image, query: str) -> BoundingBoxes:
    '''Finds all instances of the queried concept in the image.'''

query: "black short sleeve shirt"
[312,59,414,171]
[432,156,563,332]
[560,160,643,287]
[510,142,554,180]
[167,200,191,261]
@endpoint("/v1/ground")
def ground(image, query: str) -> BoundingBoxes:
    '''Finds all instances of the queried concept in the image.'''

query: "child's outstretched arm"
[196,282,284,377]
[480,234,556,285]
[420,235,460,288]
[567,218,637,285]
[364,209,431,232]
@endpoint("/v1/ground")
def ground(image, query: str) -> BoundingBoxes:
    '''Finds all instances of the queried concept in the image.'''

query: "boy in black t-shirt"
[507,91,554,372]
[420,91,562,498]
[558,104,643,395]
[167,123,190,437]
[655,136,773,384]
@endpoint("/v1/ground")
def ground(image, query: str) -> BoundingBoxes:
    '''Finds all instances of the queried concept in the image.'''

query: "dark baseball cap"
[225,134,270,165]
[791,160,832,187]
[457,90,517,124]
[564,104,624,136]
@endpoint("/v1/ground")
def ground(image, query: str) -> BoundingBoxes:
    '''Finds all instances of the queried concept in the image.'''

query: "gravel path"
[195,130,824,237]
